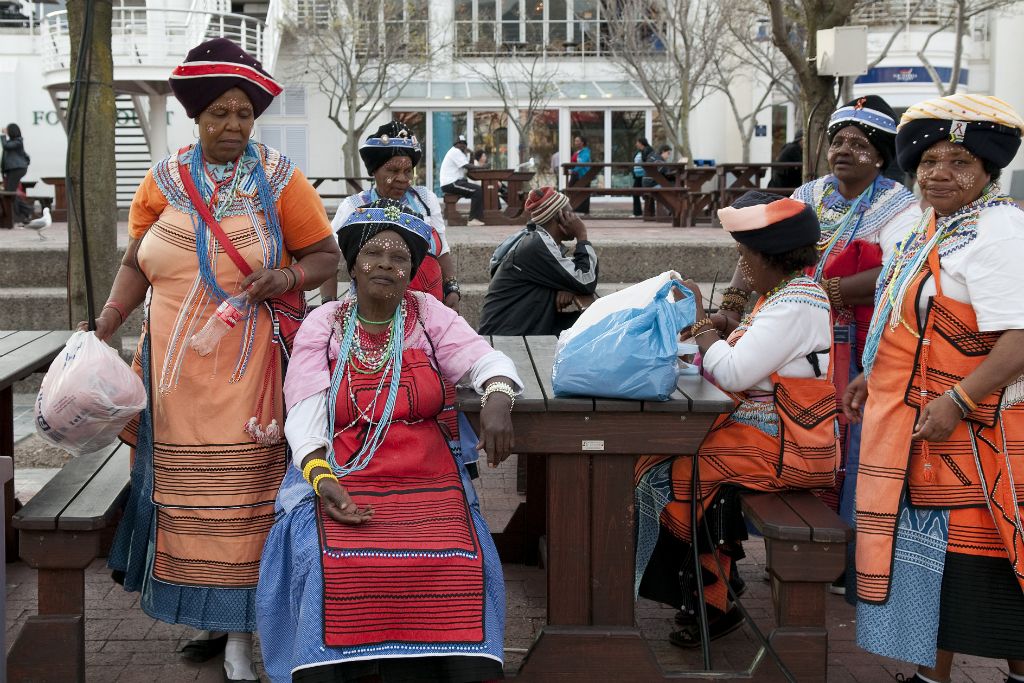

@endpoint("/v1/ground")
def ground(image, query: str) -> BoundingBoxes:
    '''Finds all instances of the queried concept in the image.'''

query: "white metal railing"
[852,0,958,26]
[41,3,269,74]
[454,18,614,57]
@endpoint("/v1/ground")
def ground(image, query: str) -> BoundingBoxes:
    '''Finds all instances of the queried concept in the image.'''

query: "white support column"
[603,108,611,189]
[507,113,521,170]
[558,107,571,189]
[148,94,169,162]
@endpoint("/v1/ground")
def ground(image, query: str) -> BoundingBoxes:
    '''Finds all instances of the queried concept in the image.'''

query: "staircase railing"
[41,4,269,73]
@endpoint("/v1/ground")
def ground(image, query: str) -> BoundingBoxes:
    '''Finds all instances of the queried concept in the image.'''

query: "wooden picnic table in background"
[465,168,535,225]
[715,162,802,218]
[0,330,73,557]
[307,176,373,201]
[562,162,717,226]
[457,335,736,679]
[40,177,68,222]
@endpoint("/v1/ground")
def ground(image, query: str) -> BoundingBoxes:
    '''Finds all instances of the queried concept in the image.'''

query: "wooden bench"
[442,193,467,226]
[563,186,703,226]
[0,190,17,229]
[740,490,851,681]
[8,441,130,683]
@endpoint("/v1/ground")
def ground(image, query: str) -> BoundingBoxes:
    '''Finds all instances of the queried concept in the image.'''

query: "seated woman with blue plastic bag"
[635,191,839,648]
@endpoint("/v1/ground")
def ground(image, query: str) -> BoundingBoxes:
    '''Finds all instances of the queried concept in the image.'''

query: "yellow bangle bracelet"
[302,457,333,483]
[312,472,338,497]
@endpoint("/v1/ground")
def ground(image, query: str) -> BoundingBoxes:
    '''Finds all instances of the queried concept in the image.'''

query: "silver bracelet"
[481,381,516,410]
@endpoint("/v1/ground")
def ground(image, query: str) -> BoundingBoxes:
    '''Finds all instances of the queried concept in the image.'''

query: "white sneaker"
[223,632,259,682]
[468,218,486,226]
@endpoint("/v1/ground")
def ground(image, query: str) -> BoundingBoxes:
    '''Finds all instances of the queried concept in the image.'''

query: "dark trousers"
[441,179,483,220]
[2,167,30,223]
[632,175,644,215]
[569,172,590,214]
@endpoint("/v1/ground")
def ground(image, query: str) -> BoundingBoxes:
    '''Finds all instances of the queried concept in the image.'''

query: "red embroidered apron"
[855,215,1024,603]
[317,347,485,648]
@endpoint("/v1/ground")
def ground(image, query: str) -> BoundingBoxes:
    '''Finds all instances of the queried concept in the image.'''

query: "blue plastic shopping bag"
[551,280,697,401]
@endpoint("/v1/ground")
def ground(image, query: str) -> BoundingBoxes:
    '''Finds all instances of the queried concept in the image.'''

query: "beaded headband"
[341,205,432,245]
[359,130,421,153]
[828,106,896,137]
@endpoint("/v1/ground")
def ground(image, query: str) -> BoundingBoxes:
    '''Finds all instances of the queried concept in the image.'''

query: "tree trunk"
[66,0,119,330]
[677,107,693,162]
[801,76,835,182]
[344,108,360,177]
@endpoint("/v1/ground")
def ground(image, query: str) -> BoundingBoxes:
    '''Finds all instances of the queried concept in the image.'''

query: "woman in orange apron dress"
[635,192,839,648]
[847,95,1024,683]
[86,39,340,683]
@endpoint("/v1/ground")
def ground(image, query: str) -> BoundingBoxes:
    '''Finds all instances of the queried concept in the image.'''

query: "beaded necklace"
[324,295,408,476]
[862,184,1016,376]
[812,180,874,281]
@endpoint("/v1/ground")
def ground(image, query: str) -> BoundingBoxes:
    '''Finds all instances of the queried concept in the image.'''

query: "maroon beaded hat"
[169,38,283,119]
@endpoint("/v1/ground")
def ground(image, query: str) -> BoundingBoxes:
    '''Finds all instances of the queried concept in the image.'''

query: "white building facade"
[2,0,1023,208]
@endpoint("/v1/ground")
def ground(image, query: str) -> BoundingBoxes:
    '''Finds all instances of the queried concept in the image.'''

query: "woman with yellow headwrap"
[845,95,1024,683]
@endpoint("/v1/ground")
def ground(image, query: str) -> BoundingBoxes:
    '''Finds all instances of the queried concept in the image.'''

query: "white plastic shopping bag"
[557,270,682,351]
[34,331,147,456]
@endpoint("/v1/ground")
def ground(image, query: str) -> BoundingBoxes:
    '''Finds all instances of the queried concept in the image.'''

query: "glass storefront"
[431,111,467,194]
[473,110,509,168]
[522,108,559,187]
[610,110,645,188]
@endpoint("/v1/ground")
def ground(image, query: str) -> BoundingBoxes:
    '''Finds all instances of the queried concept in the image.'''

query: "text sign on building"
[855,67,969,86]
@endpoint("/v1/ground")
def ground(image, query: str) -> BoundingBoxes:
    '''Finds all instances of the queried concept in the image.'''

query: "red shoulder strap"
[177,146,253,277]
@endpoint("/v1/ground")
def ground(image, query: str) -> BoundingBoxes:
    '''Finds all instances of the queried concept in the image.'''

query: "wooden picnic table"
[40,177,67,222]
[307,176,373,200]
[715,163,802,219]
[465,168,535,225]
[0,330,73,557]
[561,163,716,226]
[457,335,739,679]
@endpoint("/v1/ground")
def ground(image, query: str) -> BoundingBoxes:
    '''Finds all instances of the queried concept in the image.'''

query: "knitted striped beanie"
[525,187,569,226]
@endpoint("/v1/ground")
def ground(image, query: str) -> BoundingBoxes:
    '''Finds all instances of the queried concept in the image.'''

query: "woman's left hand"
[912,394,962,442]
[242,267,291,304]
[477,393,514,468]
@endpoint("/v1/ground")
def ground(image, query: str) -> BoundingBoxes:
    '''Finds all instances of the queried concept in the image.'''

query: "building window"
[455,0,606,56]
[355,0,429,57]
[258,125,309,173]
[262,86,306,118]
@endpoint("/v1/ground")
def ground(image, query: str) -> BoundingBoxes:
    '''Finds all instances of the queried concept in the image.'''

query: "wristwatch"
[443,278,461,299]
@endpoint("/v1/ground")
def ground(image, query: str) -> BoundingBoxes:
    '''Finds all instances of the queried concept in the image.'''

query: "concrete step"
[0,231,736,288]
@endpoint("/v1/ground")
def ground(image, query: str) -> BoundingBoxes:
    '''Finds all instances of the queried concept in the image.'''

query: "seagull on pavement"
[23,207,51,240]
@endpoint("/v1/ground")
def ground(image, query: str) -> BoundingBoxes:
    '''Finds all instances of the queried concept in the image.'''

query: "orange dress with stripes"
[118,144,332,594]
[636,288,839,545]
[855,215,1024,604]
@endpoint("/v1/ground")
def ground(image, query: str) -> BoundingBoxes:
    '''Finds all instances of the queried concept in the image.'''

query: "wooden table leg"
[546,453,590,625]
[0,386,16,560]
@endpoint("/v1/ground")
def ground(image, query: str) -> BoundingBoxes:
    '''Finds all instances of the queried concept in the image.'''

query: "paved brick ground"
[5,453,1011,682]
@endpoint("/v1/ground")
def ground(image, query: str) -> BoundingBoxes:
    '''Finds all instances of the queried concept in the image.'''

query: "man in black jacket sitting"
[478,187,599,335]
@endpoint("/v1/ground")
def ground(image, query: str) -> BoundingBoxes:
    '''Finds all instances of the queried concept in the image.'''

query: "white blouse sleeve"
[423,190,451,255]
[285,391,332,469]
[330,196,357,232]
[464,349,524,394]
[964,206,1024,331]
[701,298,832,392]
[879,203,923,262]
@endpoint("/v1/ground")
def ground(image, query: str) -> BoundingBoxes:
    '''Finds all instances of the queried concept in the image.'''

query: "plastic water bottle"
[190,293,251,356]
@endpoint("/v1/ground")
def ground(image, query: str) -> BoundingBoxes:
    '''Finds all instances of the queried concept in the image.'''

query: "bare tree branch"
[279,0,446,175]
[603,0,727,159]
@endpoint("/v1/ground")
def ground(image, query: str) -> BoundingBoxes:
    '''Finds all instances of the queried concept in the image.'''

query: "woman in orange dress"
[847,95,1024,683]
[81,38,339,682]
[635,192,838,647]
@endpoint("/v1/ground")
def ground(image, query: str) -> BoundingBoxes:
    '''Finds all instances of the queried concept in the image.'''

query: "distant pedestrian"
[767,130,802,189]
[569,135,591,214]
[440,135,485,226]
[632,137,655,216]
[1,123,32,224]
